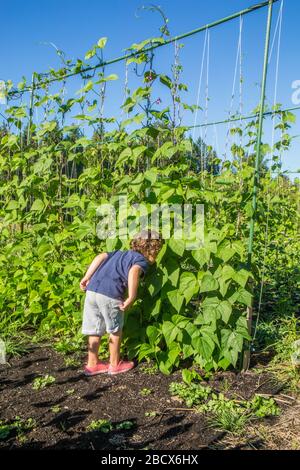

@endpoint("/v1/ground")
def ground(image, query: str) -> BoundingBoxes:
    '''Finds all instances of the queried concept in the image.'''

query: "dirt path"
[0,347,298,450]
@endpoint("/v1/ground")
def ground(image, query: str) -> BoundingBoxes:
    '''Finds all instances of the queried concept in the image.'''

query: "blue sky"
[1,0,299,172]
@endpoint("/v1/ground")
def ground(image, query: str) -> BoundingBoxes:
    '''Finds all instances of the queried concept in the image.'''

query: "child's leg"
[87,335,101,367]
[109,331,122,367]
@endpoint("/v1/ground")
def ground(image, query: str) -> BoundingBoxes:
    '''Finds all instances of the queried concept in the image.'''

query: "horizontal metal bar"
[186,105,300,129]
[7,0,278,97]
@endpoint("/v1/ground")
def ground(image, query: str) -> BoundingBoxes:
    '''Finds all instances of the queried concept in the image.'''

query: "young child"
[80,230,163,376]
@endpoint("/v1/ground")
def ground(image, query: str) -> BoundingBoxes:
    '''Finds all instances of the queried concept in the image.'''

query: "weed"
[115,421,134,430]
[0,316,30,357]
[87,419,134,434]
[32,374,55,390]
[64,357,81,368]
[140,363,158,375]
[169,381,211,407]
[198,394,250,434]
[261,316,300,392]
[87,419,113,433]
[247,395,280,418]
[53,334,84,355]
[59,422,66,432]
[51,405,61,413]
[217,377,231,394]
[145,411,158,418]
[140,388,153,396]
[291,440,300,451]
[197,393,281,435]
[17,434,28,444]
[0,417,36,441]
[0,423,11,440]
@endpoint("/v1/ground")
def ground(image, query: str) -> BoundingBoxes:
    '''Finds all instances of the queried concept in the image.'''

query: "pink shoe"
[84,362,109,376]
[108,360,135,375]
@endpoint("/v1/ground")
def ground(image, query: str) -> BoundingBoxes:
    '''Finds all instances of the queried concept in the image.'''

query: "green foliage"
[197,393,280,434]
[87,419,133,433]
[201,396,250,434]
[169,381,212,407]
[182,368,202,385]
[87,419,113,433]
[0,26,299,379]
[140,387,153,396]
[50,405,61,413]
[115,420,134,430]
[0,417,36,441]
[53,335,84,355]
[0,315,30,357]
[247,395,280,418]
[140,363,158,375]
[257,316,300,392]
[64,357,81,368]
[145,411,158,418]
[32,374,56,390]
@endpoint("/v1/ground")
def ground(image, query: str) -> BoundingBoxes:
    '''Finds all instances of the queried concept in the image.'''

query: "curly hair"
[130,230,163,262]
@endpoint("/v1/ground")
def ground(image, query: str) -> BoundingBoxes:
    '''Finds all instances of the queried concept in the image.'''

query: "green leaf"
[160,74,173,89]
[192,333,215,361]
[218,301,232,324]
[168,239,185,256]
[31,199,45,212]
[179,272,199,303]
[116,148,132,168]
[148,297,161,318]
[236,287,253,307]
[146,325,161,345]
[233,269,251,288]
[38,121,57,136]
[171,314,190,329]
[85,47,96,60]
[147,270,164,296]
[144,168,158,184]
[223,348,239,367]
[138,343,155,362]
[106,238,118,252]
[192,248,210,267]
[162,321,180,345]
[6,200,19,211]
[163,258,180,288]
[83,81,94,92]
[199,273,219,293]
[167,290,184,313]
[63,194,82,208]
[97,37,107,48]
[216,241,236,262]
[104,73,118,81]
[227,331,244,351]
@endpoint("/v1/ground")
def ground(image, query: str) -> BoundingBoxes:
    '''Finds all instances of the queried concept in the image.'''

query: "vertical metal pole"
[27,72,36,145]
[243,0,274,370]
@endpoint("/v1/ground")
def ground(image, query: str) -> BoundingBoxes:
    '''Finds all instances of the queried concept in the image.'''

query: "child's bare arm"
[119,265,142,311]
[80,253,108,290]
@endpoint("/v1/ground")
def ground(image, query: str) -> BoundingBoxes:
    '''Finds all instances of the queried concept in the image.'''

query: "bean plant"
[0,26,299,375]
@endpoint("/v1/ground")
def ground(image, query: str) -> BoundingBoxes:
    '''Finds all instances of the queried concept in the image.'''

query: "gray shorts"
[82,291,124,336]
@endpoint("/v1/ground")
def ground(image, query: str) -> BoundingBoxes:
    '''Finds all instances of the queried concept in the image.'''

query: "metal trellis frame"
[6,1,279,98]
